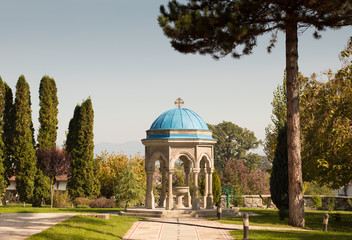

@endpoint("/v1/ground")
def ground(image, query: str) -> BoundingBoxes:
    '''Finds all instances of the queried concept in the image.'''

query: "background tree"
[264,74,287,163]
[96,151,125,198]
[13,75,37,204]
[301,38,352,188]
[114,163,145,210]
[270,125,289,220]
[265,72,307,163]
[37,76,58,150]
[96,152,145,201]
[224,158,270,196]
[3,83,15,183]
[207,121,261,176]
[159,0,352,227]
[66,98,100,199]
[0,77,6,201]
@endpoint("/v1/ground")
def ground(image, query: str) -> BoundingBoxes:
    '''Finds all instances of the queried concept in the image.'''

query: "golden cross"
[174,98,184,108]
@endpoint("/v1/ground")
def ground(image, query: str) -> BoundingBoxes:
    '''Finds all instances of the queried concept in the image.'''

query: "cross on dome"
[174,97,184,108]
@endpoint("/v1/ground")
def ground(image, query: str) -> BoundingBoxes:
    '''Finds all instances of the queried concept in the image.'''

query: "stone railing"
[240,195,352,211]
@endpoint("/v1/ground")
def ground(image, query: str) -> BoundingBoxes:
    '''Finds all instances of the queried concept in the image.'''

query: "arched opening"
[198,154,213,209]
[169,154,194,209]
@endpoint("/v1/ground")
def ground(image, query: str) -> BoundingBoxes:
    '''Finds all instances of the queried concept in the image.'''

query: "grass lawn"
[210,208,352,232]
[27,215,144,240]
[0,204,123,213]
[230,229,352,240]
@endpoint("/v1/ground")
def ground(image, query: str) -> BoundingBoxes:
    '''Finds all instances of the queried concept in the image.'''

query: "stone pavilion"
[142,99,217,210]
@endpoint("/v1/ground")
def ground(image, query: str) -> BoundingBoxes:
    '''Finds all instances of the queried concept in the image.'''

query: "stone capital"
[192,168,200,174]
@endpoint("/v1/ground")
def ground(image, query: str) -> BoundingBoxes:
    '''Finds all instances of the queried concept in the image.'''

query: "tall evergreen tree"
[38,76,58,150]
[158,0,352,227]
[66,98,100,199]
[270,125,289,220]
[35,75,59,207]
[3,83,15,183]
[13,75,37,204]
[0,77,6,200]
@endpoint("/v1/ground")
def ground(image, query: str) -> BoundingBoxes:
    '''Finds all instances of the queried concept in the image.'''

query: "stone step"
[120,211,163,217]
[120,208,239,218]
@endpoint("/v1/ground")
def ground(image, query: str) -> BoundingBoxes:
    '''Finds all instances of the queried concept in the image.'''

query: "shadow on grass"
[216,208,352,232]
[230,229,352,240]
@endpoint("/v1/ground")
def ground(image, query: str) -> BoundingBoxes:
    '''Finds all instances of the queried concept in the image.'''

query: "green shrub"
[76,204,90,208]
[89,197,115,208]
[231,185,244,207]
[212,170,221,204]
[232,195,243,207]
[311,195,322,209]
[73,197,91,207]
[53,191,71,208]
[327,197,335,212]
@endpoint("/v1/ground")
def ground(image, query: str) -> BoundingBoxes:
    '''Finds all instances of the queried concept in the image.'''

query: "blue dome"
[150,108,209,130]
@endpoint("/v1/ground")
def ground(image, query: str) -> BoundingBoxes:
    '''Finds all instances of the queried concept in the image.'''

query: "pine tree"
[0,77,6,200]
[13,75,37,204]
[114,163,145,210]
[66,98,100,199]
[159,0,352,227]
[38,76,58,150]
[3,83,15,183]
[270,124,289,220]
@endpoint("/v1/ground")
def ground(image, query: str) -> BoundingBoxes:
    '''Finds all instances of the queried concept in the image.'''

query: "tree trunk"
[285,16,305,228]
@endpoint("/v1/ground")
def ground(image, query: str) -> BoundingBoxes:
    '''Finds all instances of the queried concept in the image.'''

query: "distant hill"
[94,141,144,157]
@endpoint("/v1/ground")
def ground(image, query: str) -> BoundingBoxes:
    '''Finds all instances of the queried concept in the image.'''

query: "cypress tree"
[270,124,289,220]
[35,76,59,207]
[66,98,100,199]
[0,77,6,200]
[212,170,221,204]
[13,75,37,204]
[38,76,58,150]
[3,83,15,183]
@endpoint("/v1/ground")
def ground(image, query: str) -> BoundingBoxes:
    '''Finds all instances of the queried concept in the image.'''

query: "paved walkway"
[123,218,232,240]
[0,213,77,240]
[122,217,312,240]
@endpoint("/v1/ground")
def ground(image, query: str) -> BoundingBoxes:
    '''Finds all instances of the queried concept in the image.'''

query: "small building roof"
[150,108,208,131]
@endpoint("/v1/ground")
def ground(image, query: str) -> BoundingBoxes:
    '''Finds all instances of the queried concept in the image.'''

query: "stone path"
[123,217,312,240]
[0,213,77,240]
[123,218,232,240]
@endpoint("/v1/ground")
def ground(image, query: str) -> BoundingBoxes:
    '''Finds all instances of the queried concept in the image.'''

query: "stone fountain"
[173,186,191,209]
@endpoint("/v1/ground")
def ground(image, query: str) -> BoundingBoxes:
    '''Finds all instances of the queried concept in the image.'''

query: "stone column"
[158,169,167,207]
[206,168,214,209]
[203,169,209,208]
[184,168,191,207]
[192,168,200,210]
[145,170,155,209]
[166,169,174,210]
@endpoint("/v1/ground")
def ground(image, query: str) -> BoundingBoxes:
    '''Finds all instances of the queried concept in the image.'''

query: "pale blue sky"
[0,0,351,154]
